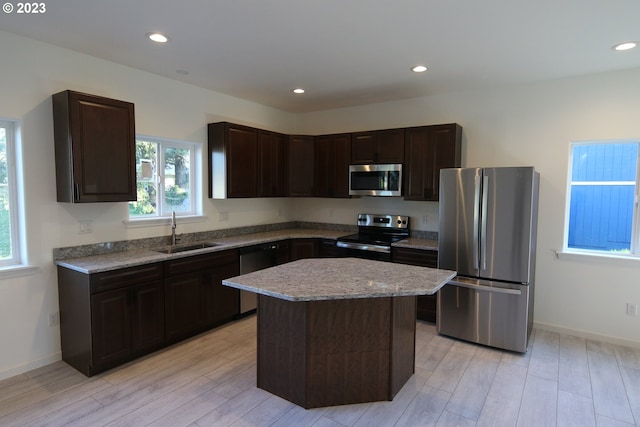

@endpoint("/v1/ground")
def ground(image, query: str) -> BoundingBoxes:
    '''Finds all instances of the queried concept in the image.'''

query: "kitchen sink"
[153,242,221,254]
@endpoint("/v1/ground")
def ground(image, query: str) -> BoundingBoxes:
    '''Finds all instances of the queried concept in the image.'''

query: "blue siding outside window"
[568,142,638,252]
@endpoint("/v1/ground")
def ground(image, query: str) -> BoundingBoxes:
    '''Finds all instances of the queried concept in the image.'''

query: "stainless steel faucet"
[171,211,178,245]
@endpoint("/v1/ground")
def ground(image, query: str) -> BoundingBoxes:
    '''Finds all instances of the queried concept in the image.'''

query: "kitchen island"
[223,257,455,409]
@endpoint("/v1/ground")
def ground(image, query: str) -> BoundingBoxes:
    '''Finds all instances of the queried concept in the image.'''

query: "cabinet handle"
[74,184,79,201]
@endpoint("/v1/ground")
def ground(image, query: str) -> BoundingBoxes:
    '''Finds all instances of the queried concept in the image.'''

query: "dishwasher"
[238,243,278,316]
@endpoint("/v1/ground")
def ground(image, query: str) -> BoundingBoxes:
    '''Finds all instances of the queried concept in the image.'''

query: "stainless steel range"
[337,213,409,261]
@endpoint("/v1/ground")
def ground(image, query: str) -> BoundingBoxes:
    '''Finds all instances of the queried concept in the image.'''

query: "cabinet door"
[91,289,131,367]
[258,131,288,197]
[164,272,206,343]
[315,134,351,197]
[404,124,461,201]
[227,124,258,198]
[277,240,291,264]
[53,90,136,203]
[131,281,165,353]
[391,247,438,322]
[377,128,405,163]
[290,238,319,260]
[351,129,404,164]
[288,135,315,196]
[205,258,240,327]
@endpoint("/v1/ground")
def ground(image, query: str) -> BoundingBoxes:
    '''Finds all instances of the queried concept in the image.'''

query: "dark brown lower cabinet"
[289,238,319,260]
[164,249,239,344]
[58,248,239,376]
[58,263,164,376]
[391,246,439,322]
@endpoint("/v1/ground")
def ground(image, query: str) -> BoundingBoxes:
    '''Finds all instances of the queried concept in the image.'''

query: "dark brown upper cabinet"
[351,128,405,164]
[288,135,315,197]
[53,90,136,203]
[208,122,258,198]
[404,124,462,201]
[258,130,288,197]
[314,133,351,198]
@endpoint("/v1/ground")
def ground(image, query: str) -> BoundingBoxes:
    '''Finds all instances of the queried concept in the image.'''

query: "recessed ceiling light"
[411,65,428,73]
[293,88,305,94]
[612,41,637,51]
[147,32,169,43]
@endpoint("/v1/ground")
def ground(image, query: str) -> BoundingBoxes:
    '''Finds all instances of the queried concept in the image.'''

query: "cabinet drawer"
[90,263,163,293]
[164,249,238,277]
[391,247,437,267]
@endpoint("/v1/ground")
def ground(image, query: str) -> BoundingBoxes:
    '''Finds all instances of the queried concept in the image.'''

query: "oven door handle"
[336,241,391,254]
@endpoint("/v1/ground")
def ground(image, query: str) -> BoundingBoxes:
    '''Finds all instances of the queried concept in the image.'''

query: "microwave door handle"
[383,171,388,190]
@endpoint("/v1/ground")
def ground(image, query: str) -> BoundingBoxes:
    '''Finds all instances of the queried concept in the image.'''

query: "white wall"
[1,29,639,380]
[296,69,640,347]
[0,31,299,380]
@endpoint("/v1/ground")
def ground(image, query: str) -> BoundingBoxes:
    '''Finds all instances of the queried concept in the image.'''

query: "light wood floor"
[1,316,639,426]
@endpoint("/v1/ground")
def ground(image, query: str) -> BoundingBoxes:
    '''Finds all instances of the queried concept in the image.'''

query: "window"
[0,120,21,268]
[129,136,201,219]
[565,140,640,256]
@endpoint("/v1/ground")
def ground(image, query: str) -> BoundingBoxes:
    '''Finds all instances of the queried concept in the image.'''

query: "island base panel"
[257,295,416,409]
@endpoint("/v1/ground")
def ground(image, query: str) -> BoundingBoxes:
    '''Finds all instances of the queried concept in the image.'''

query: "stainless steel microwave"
[349,164,402,196]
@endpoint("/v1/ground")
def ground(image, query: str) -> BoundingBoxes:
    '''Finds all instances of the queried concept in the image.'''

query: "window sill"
[0,265,39,280]
[123,215,208,229]
[555,249,640,265]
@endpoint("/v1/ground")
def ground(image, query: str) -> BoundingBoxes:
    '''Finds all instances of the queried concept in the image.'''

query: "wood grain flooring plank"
[105,376,218,427]
[516,374,558,427]
[588,343,635,424]
[558,334,591,398]
[149,387,229,427]
[232,394,295,426]
[435,410,476,426]
[445,346,500,420]
[557,389,596,427]
[394,384,451,427]
[193,386,272,427]
[21,397,103,427]
[528,329,559,381]
[476,361,527,427]
[425,341,476,393]
[0,375,111,425]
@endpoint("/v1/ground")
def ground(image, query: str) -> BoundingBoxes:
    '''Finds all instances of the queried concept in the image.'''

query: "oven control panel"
[357,214,409,229]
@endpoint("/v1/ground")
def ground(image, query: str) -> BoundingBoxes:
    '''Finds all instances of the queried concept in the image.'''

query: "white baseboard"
[534,321,640,349]
[0,352,62,382]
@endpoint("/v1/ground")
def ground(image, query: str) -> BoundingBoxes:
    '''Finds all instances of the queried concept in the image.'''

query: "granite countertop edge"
[222,258,456,301]
[55,229,439,274]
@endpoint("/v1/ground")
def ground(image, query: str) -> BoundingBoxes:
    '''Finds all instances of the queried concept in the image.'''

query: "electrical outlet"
[422,215,428,224]
[218,212,228,221]
[626,303,638,317]
[48,312,59,327]
[78,220,93,234]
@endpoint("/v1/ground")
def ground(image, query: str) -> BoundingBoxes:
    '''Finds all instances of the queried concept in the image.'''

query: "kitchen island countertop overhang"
[222,257,456,301]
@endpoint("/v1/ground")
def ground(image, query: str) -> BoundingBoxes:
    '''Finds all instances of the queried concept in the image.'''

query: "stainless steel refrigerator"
[437,167,539,352]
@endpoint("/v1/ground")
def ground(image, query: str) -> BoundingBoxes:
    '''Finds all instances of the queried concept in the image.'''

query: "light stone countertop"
[223,257,456,301]
[55,229,348,274]
[55,229,440,274]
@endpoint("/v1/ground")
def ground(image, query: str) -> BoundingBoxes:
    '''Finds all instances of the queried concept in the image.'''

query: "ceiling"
[1,0,640,113]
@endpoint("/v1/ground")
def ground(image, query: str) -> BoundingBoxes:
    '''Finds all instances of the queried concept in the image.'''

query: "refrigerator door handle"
[447,279,522,295]
[481,175,489,271]
[473,175,481,269]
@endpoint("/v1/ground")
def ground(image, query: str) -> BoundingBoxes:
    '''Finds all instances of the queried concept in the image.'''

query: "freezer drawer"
[436,278,532,353]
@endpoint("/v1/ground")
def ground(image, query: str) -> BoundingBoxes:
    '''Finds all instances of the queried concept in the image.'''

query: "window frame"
[0,119,32,275]
[128,135,203,224]
[562,139,640,259]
